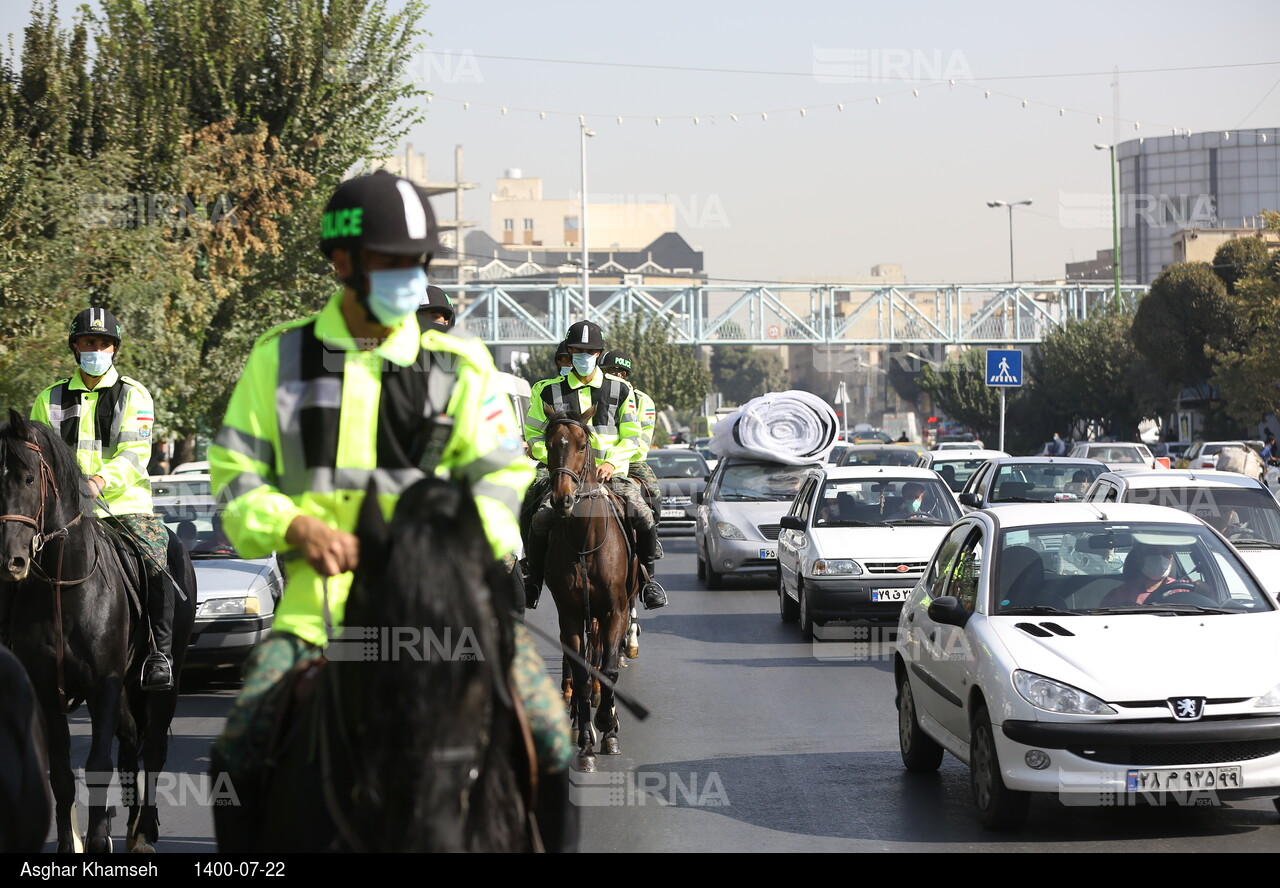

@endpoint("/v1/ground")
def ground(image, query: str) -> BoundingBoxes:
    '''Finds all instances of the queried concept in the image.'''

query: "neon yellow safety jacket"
[525,370,640,473]
[30,365,156,517]
[632,387,657,452]
[208,292,532,648]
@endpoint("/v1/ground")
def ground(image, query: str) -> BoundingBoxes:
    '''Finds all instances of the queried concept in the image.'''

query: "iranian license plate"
[758,547,777,560]
[1126,767,1242,792]
[661,508,684,518]
[870,588,910,603]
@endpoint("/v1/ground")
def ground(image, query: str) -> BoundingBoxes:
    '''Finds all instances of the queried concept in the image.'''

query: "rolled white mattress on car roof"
[708,391,839,466]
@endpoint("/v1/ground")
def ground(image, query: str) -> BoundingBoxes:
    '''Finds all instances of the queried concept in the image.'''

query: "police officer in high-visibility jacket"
[600,349,662,524]
[522,320,667,610]
[30,307,176,691]
[207,171,568,849]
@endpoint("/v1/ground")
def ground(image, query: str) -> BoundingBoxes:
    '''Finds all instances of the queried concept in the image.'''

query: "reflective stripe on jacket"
[524,371,640,472]
[209,292,532,648]
[30,366,155,517]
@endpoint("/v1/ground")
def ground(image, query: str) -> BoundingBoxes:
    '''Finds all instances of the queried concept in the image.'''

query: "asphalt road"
[39,533,1280,854]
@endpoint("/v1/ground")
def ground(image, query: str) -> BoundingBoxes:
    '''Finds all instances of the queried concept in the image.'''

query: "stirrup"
[142,652,174,691]
[524,581,542,610]
[654,540,664,560]
[641,580,667,610]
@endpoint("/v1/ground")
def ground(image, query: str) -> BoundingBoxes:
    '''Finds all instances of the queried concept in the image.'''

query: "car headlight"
[716,522,747,540]
[198,596,259,617]
[812,559,863,576]
[1256,682,1280,708]
[1013,670,1115,715]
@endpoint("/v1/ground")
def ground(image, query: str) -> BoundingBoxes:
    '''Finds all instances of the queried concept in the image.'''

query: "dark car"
[645,449,711,532]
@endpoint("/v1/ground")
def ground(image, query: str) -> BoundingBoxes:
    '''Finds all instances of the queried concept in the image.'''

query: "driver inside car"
[1099,543,1206,607]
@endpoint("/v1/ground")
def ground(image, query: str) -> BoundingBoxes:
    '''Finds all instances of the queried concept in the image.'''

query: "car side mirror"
[927,595,970,628]
[958,493,983,508]
[780,515,805,531]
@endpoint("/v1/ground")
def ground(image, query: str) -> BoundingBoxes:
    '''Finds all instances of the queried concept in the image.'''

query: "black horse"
[0,410,194,852]
[231,477,536,851]
[0,640,51,852]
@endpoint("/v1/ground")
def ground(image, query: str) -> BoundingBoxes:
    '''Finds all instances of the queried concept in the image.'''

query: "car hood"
[708,500,793,538]
[987,611,1280,699]
[808,524,950,559]
[192,557,276,600]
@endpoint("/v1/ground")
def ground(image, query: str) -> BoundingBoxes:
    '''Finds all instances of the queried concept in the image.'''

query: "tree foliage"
[1132,261,1243,395]
[710,343,787,406]
[916,349,1003,443]
[1212,235,1271,295]
[0,0,428,453]
[1210,212,1280,426]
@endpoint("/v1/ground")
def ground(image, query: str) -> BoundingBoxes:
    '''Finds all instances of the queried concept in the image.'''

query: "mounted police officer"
[416,284,455,328]
[207,170,569,850]
[521,320,667,611]
[30,308,176,691]
[600,349,662,529]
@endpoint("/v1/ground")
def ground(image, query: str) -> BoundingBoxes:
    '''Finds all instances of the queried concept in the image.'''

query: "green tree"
[1212,236,1271,295]
[1131,261,1243,397]
[602,313,711,411]
[1210,212,1280,426]
[710,343,787,405]
[916,348,1004,443]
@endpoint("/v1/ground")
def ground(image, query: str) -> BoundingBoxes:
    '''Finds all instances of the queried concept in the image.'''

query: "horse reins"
[0,436,101,712]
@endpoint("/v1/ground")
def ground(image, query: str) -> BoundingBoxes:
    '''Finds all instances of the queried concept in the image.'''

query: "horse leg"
[41,693,79,853]
[566,631,596,771]
[114,688,141,851]
[84,677,124,852]
[626,603,640,661]
[561,654,573,707]
[589,618,602,710]
[129,684,176,853]
[596,612,626,756]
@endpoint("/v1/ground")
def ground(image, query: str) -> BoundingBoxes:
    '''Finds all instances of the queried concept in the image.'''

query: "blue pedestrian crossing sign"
[986,349,1023,387]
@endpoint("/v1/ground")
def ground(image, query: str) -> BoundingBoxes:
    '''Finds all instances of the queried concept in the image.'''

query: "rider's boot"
[523,526,548,610]
[535,768,580,853]
[636,527,667,610]
[142,573,175,691]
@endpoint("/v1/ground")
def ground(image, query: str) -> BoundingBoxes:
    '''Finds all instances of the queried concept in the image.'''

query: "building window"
[503,218,514,230]
[523,218,534,230]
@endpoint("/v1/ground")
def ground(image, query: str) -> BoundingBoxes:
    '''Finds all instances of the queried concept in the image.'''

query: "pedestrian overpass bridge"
[440,282,1146,347]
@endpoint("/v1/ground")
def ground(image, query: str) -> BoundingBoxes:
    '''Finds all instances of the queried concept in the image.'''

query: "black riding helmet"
[68,307,122,354]
[564,319,606,351]
[422,285,455,323]
[319,172,439,317]
[554,341,570,363]
[600,349,634,375]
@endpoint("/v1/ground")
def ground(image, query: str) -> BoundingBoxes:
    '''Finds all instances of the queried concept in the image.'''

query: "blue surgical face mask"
[572,353,597,377]
[908,497,922,513]
[79,351,113,376]
[558,366,572,377]
[366,266,427,327]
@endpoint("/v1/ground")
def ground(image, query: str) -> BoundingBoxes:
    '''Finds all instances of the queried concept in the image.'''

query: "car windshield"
[990,463,1104,502]
[646,451,709,478]
[151,478,211,499]
[716,463,808,501]
[1122,486,1280,546]
[992,521,1274,616]
[839,446,919,467]
[155,501,242,559]
[813,477,961,526]
[933,457,992,492]
[1089,445,1146,463]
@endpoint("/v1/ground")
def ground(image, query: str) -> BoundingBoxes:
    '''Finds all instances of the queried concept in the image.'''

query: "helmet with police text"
[319,170,439,261]
[600,349,634,376]
[421,285,455,323]
[564,320,606,351]
[68,307,122,349]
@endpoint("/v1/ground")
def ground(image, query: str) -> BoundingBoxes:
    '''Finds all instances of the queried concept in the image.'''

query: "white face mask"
[1141,555,1172,580]
[366,266,427,327]
[79,351,113,376]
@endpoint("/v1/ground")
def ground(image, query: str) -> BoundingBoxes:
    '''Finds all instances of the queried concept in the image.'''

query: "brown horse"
[543,409,637,770]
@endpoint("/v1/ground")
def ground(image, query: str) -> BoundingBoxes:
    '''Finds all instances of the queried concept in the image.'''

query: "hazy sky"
[6,0,1280,283]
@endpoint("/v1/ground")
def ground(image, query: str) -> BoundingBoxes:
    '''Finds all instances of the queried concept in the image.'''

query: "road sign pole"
[999,388,1006,454]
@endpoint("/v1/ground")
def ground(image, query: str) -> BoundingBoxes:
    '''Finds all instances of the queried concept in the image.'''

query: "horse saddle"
[262,657,328,776]
[100,525,148,622]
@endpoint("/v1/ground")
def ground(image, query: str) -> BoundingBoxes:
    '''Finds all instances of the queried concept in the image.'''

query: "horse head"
[0,409,86,581]
[547,406,597,519]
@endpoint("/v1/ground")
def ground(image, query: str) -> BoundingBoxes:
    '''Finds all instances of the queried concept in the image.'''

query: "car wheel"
[704,547,724,590]
[970,704,1029,831]
[798,583,814,640]
[696,549,706,580]
[779,570,799,623]
[898,673,944,772]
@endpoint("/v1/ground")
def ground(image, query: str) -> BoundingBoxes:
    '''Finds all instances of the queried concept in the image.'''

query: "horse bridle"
[0,437,93,585]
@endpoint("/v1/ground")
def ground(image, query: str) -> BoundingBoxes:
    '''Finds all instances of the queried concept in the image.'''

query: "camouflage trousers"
[212,624,572,787]
[105,512,168,581]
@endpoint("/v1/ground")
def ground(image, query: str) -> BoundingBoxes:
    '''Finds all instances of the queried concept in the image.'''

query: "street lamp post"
[1095,143,1123,311]
[986,199,1033,282]
[580,121,596,321]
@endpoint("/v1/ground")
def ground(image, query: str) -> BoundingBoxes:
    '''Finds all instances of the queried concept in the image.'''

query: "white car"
[777,466,961,638]
[1084,469,1280,601]
[1068,442,1164,471]
[916,448,1009,496]
[894,503,1280,830]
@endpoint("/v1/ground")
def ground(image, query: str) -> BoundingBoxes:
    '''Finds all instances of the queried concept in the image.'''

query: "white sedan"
[894,502,1280,830]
